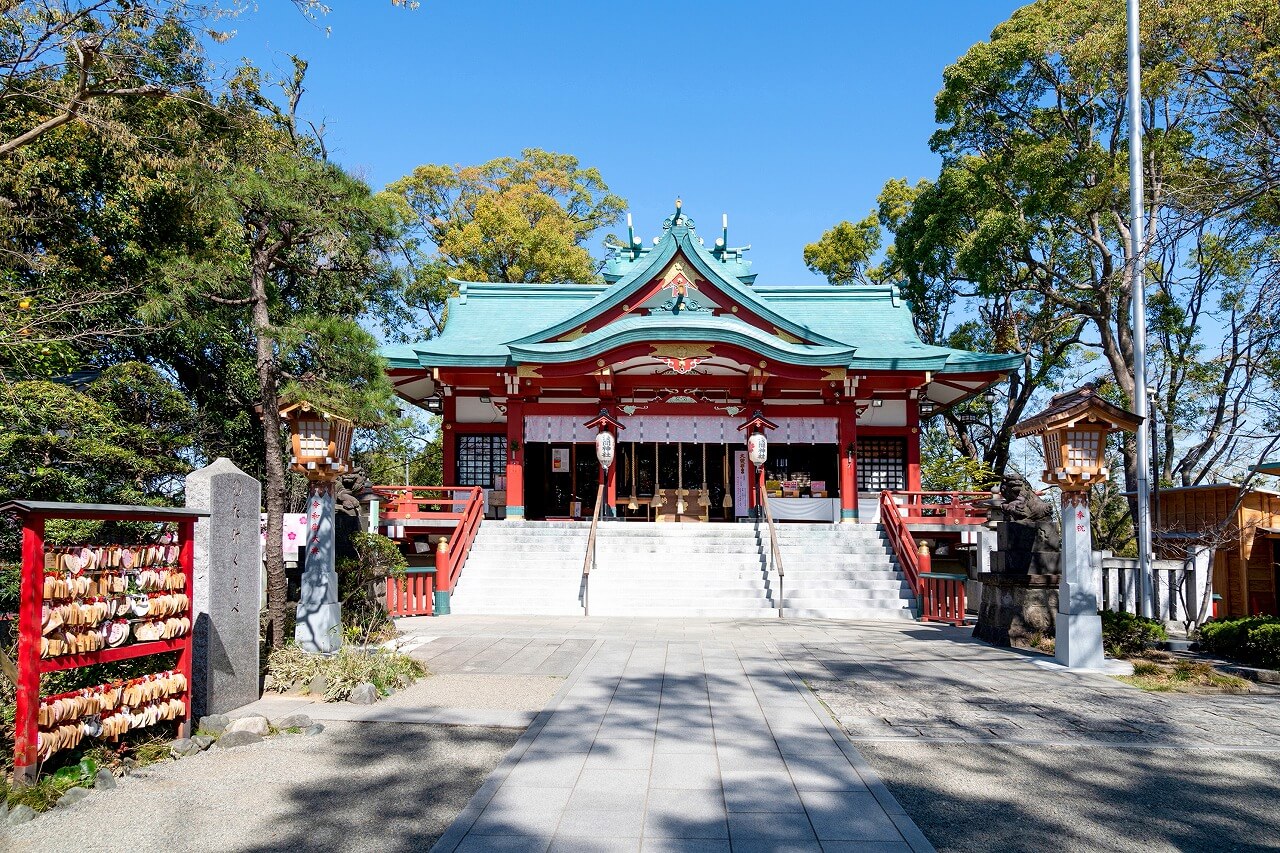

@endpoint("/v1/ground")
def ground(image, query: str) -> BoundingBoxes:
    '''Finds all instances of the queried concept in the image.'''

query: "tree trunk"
[251,245,288,650]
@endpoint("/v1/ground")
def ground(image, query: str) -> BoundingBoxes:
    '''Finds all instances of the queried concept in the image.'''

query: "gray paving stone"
[784,754,868,792]
[725,810,818,841]
[585,738,655,770]
[639,840,731,853]
[548,839,641,853]
[555,808,645,838]
[505,752,588,788]
[721,770,804,813]
[798,789,903,841]
[649,752,720,789]
[456,834,553,853]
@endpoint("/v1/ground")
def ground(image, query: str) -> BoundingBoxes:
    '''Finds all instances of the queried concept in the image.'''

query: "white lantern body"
[747,433,768,466]
[595,431,616,469]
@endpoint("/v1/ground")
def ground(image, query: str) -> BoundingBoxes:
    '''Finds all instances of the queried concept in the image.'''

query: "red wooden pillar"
[176,518,195,738]
[506,398,525,519]
[756,464,766,517]
[441,394,457,486]
[747,462,758,516]
[14,515,44,782]
[907,399,922,492]
[605,443,617,514]
[838,404,859,522]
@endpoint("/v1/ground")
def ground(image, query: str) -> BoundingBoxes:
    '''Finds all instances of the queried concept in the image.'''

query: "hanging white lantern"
[747,433,768,466]
[595,431,616,469]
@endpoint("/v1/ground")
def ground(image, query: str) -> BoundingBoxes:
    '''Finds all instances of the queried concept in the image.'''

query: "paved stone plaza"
[10,616,1280,852]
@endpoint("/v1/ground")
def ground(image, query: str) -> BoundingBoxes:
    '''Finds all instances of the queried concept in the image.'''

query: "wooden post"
[442,395,456,485]
[838,404,859,522]
[14,515,43,783]
[434,536,452,615]
[176,518,195,738]
[907,400,922,492]
[506,398,525,519]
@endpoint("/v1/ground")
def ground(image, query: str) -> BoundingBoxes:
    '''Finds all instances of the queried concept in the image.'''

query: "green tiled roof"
[384,212,1022,376]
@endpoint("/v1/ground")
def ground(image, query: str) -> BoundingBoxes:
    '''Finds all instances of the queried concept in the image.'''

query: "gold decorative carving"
[516,365,543,379]
[557,325,588,342]
[773,327,803,344]
[650,344,713,361]
[821,368,847,382]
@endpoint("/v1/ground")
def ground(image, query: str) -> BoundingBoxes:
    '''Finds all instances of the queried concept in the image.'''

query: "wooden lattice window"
[456,434,507,488]
[857,438,906,491]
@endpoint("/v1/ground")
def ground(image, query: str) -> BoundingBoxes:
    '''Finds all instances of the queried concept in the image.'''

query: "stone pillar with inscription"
[186,458,262,717]
[1057,492,1105,669]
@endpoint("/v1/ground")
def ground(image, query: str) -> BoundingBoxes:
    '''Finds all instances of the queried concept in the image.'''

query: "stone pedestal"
[186,458,262,718]
[1056,493,1105,669]
[296,482,342,654]
[974,573,1060,647]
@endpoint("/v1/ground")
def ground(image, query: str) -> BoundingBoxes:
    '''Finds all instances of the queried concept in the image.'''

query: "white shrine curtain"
[524,414,837,444]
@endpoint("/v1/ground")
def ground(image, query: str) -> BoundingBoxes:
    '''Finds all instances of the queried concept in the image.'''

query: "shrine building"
[381,203,1021,523]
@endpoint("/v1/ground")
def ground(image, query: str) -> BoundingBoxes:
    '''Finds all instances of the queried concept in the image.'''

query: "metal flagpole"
[1127,0,1155,617]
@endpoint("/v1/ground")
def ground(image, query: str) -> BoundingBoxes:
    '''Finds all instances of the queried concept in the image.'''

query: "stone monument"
[186,458,262,717]
[973,474,1062,647]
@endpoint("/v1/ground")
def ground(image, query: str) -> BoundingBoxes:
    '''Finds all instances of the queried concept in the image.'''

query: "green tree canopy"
[388,149,625,334]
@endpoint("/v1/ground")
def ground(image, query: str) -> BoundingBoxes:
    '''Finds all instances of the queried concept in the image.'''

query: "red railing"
[880,490,922,592]
[374,485,484,606]
[918,572,967,626]
[879,491,967,626]
[889,491,989,525]
[386,571,435,617]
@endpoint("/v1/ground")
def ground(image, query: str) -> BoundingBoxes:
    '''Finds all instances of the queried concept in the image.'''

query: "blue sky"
[208,0,1024,283]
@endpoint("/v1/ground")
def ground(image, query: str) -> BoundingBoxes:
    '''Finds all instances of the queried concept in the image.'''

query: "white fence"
[1097,546,1212,625]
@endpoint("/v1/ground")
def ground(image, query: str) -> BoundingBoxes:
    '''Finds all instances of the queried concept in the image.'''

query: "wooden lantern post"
[737,411,778,520]
[280,401,355,654]
[583,409,625,518]
[1014,385,1142,670]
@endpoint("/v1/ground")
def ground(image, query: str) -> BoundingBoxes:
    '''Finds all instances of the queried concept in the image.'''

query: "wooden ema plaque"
[2,501,208,783]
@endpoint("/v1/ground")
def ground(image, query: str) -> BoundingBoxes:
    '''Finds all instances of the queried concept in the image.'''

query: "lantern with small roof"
[1012,384,1142,492]
[279,401,354,482]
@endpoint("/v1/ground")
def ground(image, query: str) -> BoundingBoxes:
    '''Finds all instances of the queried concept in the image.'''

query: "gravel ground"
[859,741,1280,853]
[5,721,520,853]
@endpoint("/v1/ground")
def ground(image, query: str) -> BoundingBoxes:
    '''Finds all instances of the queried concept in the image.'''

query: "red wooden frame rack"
[2,500,209,784]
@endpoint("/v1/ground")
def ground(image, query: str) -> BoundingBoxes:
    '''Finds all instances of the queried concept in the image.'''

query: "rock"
[8,805,35,825]
[225,715,270,736]
[198,714,230,735]
[94,768,117,790]
[308,673,328,696]
[216,730,265,749]
[57,786,90,808]
[302,724,326,736]
[347,682,378,704]
[273,713,314,730]
[170,738,200,758]
[192,734,216,751]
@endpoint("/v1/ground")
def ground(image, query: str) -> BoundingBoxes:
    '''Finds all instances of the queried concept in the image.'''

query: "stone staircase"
[446,520,916,619]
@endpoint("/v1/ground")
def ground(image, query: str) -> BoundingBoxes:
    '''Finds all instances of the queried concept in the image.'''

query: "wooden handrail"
[880,489,921,595]
[440,486,484,592]
[889,490,990,525]
[582,484,605,616]
[759,490,785,618]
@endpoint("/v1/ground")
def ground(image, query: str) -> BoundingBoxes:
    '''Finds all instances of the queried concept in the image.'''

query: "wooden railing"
[880,490,967,626]
[375,485,479,530]
[374,485,484,607]
[917,572,967,626]
[582,484,604,616]
[889,491,989,525]
[880,490,922,592]
[759,490,785,618]
[386,571,435,617]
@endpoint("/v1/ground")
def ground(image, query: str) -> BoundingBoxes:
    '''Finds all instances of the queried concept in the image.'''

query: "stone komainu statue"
[987,474,1054,523]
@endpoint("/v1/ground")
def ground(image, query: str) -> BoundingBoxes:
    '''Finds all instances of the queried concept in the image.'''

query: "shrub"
[1099,610,1168,657]
[1199,616,1280,670]
[265,643,425,701]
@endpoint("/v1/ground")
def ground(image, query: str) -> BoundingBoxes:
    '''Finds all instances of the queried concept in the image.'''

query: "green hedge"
[1099,609,1168,657]
[1198,616,1280,670]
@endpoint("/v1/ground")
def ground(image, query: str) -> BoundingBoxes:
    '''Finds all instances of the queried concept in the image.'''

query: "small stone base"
[974,573,1060,648]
